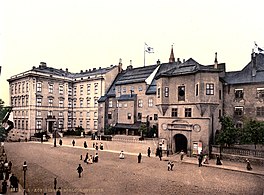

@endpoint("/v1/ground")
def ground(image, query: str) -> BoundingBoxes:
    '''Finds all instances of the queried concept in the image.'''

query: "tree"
[240,119,264,149]
[139,123,147,137]
[216,116,238,147]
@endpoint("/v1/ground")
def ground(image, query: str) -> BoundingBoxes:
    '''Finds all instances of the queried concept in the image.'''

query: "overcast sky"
[1,0,264,105]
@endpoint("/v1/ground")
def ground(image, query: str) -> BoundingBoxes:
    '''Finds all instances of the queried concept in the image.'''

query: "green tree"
[139,123,147,137]
[240,119,264,149]
[216,116,238,147]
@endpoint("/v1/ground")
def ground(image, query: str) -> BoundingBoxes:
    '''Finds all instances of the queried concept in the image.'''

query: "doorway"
[174,134,187,153]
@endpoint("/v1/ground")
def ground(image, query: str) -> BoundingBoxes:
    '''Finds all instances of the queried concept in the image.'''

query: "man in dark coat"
[147,147,151,157]
[72,140,75,146]
[138,153,142,163]
[77,164,83,178]
[84,141,87,148]
[198,152,203,167]
[59,139,62,146]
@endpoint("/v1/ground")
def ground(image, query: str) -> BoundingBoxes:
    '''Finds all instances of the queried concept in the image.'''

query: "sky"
[1,0,264,105]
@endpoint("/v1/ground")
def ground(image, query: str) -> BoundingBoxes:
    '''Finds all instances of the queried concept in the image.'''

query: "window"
[68,111,72,118]
[219,109,222,118]
[123,87,126,93]
[36,121,41,130]
[94,97,98,107]
[49,84,53,93]
[118,103,122,108]
[73,87,77,96]
[73,120,76,127]
[236,122,243,129]
[22,120,24,129]
[22,83,25,93]
[59,112,63,117]
[148,98,153,107]
[68,86,72,95]
[256,107,264,117]
[219,90,222,100]
[138,99,143,108]
[196,84,199,96]
[37,82,42,92]
[48,99,53,107]
[234,107,243,116]
[37,98,42,106]
[86,111,90,118]
[165,87,169,97]
[172,108,178,117]
[73,112,76,118]
[79,120,83,128]
[206,83,214,95]
[109,100,113,108]
[257,88,264,99]
[86,120,90,129]
[185,108,192,117]
[94,120,98,129]
[130,86,134,92]
[68,100,72,107]
[37,111,41,116]
[80,112,83,117]
[138,86,143,91]
[59,100,63,107]
[87,84,91,95]
[138,113,142,121]
[22,97,24,106]
[48,111,52,116]
[26,97,28,106]
[94,83,98,94]
[127,113,132,120]
[124,103,127,108]
[18,120,20,129]
[178,86,185,101]
[26,121,28,130]
[26,83,29,92]
[87,98,91,107]
[18,84,21,93]
[59,120,63,129]
[154,114,158,121]
[73,100,76,107]
[59,85,64,95]
[80,85,83,95]
[108,112,112,119]
[157,88,160,98]
[94,112,98,118]
[235,89,243,99]
[80,99,83,107]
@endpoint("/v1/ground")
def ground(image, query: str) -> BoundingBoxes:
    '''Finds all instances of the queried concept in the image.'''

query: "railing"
[212,145,264,158]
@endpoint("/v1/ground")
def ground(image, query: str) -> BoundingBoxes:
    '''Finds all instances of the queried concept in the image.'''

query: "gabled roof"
[224,53,264,84]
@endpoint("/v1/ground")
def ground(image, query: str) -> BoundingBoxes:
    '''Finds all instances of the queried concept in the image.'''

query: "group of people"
[0,147,18,194]
[77,151,99,178]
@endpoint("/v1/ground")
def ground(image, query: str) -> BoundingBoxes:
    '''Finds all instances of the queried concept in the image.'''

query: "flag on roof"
[145,43,154,53]
[2,110,14,132]
[254,42,264,53]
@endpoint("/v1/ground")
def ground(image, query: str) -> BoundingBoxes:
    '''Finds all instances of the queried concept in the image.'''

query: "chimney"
[252,49,257,77]
[80,70,83,73]
[183,59,186,63]
[89,69,91,72]
[66,68,68,73]
[214,52,218,69]
[177,58,181,64]
[93,68,96,71]
[40,62,47,67]
[127,60,133,70]
[118,58,123,73]
[157,59,160,65]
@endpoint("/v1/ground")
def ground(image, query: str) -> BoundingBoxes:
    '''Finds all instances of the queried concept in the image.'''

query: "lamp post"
[22,161,27,195]
[53,122,57,147]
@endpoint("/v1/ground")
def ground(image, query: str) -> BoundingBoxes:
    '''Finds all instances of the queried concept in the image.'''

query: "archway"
[174,134,187,153]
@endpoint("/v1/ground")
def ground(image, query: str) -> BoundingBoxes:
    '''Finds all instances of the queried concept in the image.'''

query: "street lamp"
[53,122,57,147]
[22,161,27,195]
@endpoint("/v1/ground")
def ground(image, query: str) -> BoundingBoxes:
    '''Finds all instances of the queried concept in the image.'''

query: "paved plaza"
[3,138,264,195]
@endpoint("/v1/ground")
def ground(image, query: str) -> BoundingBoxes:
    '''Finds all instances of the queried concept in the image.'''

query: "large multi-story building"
[7,48,264,156]
[7,62,121,140]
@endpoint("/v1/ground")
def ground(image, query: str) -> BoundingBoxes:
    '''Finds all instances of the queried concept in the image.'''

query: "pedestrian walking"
[138,153,142,163]
[59,139,62,146]
[155,147,159,157]
[100,142,104,150]
[54,177,57,190]
[216,155,222,165]
[246,159,252,170]
[170,161,174,171]
[203,155,209,164]
[94,153,99,163]
[119,151,125,159]
[159,149,162,161]
[88,155,93,164]
[147,147,151,157]
[93,142,95,148]
[77,164,83,178]
[72,139,75,146]
[180,150,185,161]
[198,152,203,167]
[84,141,87,148]
[84,153,89,163]
[167,149,169,157]
[9,174,18,192]
[80,154,82,160]
[1,179,7,194]
[167,162,171,171]
[95,142,99,150]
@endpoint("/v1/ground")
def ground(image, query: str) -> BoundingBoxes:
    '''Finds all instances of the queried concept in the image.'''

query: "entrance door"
[174,134,187,153]
[48,121,53,133]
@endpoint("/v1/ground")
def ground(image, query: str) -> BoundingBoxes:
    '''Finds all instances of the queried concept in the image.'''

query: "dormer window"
[257,88,264,99]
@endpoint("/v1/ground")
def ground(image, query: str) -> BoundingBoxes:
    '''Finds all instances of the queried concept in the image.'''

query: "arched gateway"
[174,134,187,153]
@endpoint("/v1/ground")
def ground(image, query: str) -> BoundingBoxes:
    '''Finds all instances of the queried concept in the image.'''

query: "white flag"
[145,43,154,53]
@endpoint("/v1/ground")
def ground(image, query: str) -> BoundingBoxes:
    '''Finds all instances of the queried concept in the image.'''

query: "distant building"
[7,62,120,140]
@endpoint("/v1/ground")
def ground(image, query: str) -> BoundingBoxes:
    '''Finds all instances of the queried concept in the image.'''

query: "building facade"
[7,62,120,140]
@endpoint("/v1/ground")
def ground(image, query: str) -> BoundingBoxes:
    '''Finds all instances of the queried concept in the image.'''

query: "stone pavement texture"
[44,137,264,177]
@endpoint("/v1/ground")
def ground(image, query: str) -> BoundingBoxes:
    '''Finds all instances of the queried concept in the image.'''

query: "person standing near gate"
[147,147,151,157]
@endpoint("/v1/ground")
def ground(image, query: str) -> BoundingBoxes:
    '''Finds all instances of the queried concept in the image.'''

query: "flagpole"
[144,43,146,67]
